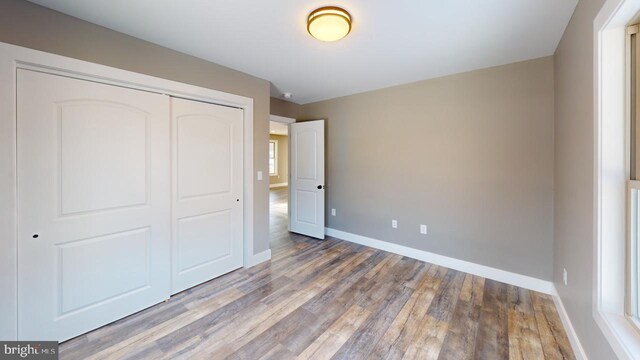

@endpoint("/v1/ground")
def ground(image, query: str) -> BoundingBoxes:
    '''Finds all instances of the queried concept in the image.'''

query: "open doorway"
[269,115,326,249]
[269,115,295,248]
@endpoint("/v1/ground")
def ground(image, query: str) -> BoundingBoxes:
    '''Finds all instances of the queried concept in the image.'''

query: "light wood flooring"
[60,187,574,359]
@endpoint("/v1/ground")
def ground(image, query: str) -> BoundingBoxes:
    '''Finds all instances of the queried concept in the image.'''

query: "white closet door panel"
[177,211,232,273]
[58,228,150,314]
[59,102,148,214]
[177,114,232,199]
[171,97,243,294]
[17,69,171,342]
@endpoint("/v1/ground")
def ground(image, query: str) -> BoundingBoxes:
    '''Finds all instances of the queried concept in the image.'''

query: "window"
[631,23,640,325]
[594,3,640,357]
[630,181,640,324]
[269,140,278,176]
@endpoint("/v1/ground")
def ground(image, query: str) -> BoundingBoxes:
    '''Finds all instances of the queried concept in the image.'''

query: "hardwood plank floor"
[60,187,574,359]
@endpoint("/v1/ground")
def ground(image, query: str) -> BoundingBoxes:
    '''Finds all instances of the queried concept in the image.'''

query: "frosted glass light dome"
[307,7,352,42]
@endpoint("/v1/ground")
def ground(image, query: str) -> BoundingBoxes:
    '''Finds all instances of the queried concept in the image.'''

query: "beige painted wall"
[271,97,301,119]
[553,0,616,358]
[269,134,288,186]
[300,57,555,280]
[0,0,271,255]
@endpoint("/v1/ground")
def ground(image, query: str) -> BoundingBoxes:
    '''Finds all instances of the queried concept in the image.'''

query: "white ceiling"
[270,121,289,136]
[29,0,578,104]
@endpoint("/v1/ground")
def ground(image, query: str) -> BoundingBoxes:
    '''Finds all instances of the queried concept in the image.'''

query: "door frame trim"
[269,114,295,232]
[269,114,296,124]
[0,42,256,340]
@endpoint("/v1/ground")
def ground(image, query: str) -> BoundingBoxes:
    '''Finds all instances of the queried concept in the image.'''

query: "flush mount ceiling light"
[307,6,352,42]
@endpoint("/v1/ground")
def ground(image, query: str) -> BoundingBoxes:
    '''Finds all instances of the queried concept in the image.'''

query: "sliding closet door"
[171,98,244,294]
[17,70,171,341]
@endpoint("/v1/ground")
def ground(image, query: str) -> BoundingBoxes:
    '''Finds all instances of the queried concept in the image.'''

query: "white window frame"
[628,181,640,324]
[269,139,278,176]
[594,0,640,358]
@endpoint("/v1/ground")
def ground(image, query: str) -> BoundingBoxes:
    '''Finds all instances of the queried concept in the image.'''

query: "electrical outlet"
[420,224,427,234]
[392,220,398,228]
[563,268,568,286]
[331,208,336,216]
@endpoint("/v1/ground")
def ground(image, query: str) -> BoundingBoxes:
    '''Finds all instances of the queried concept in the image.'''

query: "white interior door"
[289,120,325,239]
[17,70,171,341]
[171,98,244,294]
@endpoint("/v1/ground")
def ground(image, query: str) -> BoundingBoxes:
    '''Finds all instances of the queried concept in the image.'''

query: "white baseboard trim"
[325,227,554,295]
[245,249,272,268]
[269,183,288,189]
[551,286,588,360]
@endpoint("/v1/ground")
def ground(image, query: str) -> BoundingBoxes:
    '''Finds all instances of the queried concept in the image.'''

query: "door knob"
[317,185,324,189]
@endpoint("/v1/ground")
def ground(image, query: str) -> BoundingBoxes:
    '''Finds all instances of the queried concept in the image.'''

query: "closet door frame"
[0,42,259,341]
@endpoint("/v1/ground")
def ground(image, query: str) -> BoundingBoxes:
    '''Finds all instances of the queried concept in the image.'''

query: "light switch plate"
[257,171,263,180]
